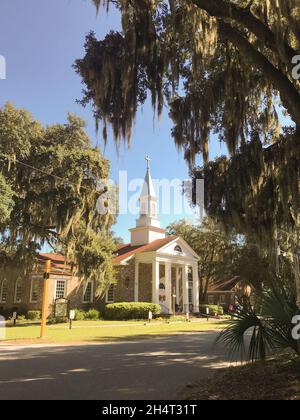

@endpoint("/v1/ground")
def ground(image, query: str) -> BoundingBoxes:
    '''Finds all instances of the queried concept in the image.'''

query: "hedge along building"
[110,159,200,315]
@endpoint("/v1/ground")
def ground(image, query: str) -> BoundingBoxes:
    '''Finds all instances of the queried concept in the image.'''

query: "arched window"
[0,279,8,303]
[83,281,94,303]
[14,280,22,303]
[174,245,183,253]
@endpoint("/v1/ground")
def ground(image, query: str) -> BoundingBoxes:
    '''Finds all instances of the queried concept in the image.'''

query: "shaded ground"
[0,332,233,400]
[182,353,300,400]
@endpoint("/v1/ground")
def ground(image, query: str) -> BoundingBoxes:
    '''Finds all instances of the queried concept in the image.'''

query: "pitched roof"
[37,253,73,276]
[113,236,178,265]
[208,277,241,292]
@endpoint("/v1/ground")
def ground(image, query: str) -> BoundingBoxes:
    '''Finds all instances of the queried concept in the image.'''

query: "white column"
[192,264,200,313]
[176,267,180,305]
[165,262,172,314]
[134,261,139,302]
[182,265,189,314]
[152,259,160,304]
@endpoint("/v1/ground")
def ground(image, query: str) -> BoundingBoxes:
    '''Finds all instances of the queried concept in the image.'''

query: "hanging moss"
[193,129,300,249]
[78,0,300,294]
[0,103,116,294]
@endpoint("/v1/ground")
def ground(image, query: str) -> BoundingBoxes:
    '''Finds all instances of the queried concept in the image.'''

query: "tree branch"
[191,0,297,66]
[219,21,300,127]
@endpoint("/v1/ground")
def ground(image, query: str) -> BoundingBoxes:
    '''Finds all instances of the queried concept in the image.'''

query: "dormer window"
[174,245,183,253]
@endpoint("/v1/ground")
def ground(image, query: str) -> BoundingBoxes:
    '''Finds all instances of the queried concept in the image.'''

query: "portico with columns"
[112,158,200,315]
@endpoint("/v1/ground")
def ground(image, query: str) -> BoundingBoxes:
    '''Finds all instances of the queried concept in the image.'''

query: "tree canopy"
[0,103,116,294]
[167,218,272,302]
[75,0,299,278]
[74,0,300,302]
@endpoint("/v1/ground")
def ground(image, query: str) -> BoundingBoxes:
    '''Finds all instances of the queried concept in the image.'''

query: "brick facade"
[113,260,135,302]
[0,267,100,318]
[138,262,152,302]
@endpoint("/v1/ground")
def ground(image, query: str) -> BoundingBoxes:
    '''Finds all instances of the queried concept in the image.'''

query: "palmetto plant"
[218,279,300,362]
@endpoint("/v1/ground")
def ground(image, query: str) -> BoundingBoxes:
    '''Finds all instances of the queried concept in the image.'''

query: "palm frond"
[218,277,300,361]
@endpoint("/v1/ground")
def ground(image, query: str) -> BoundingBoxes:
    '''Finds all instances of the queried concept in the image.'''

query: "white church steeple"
[137,156,160,228]
[130,157,166,246]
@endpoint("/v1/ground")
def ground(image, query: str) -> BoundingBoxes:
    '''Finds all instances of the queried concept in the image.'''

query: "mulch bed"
[181,353,300,400]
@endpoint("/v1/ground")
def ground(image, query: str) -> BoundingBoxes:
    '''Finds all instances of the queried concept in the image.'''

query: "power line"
[0,152,89,191]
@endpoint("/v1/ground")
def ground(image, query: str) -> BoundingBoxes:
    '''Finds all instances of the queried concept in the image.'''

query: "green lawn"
[2,319,229,344]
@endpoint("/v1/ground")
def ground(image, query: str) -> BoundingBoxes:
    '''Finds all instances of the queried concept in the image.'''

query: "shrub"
[169,315,187,322]
[27,310,41,321]
[199,304,224,316]
[16,315,26,322]
[47,316,68,325]
[85,309,100,320]
[105,302,162,320]
[74,309,86,321]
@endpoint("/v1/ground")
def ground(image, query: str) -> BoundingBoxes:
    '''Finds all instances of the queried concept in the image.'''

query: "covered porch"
[134,255,200,315]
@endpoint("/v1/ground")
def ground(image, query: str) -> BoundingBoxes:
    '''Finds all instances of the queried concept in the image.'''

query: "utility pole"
[40,259,51,339]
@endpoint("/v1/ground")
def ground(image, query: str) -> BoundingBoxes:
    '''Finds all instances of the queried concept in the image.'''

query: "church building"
[110,159,200,314]
[0,159,200,317]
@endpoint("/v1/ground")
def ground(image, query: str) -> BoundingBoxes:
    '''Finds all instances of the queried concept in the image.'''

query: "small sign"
[69,310,75,321]
[12,312,17,320]
[148,311,153,321]
[54,298,69,318]
[206,307,210,315]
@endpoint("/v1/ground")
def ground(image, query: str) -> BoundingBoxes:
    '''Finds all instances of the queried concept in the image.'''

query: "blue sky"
[0,0,226,242]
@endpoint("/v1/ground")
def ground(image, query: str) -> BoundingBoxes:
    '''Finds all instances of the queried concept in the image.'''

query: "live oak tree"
[0,103,116,295]
[167,218,271,302]
[75,0,300,303]
[0,173,13,224]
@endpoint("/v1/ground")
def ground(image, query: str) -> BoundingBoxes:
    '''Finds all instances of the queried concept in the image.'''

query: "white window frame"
[83,281,94,304]
[30,276,42,303]
[54,279,67,300]
[174,245,183,254]
[14,279,22,303]
[106,285,115,303]
[0,279,8,303]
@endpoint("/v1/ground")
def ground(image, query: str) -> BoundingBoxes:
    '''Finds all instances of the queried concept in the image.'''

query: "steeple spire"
[141,155,156,200]
[145,155,151,170]
[130,157,166,246]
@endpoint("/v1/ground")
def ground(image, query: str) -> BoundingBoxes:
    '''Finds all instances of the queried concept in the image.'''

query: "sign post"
[40,259,51,339]
[148,311,153,323]
[206,307,210,322]
[69,310,75,330]
[12,312,17,326]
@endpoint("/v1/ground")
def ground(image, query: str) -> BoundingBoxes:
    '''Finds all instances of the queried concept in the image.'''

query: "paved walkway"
[0,332,234,400]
